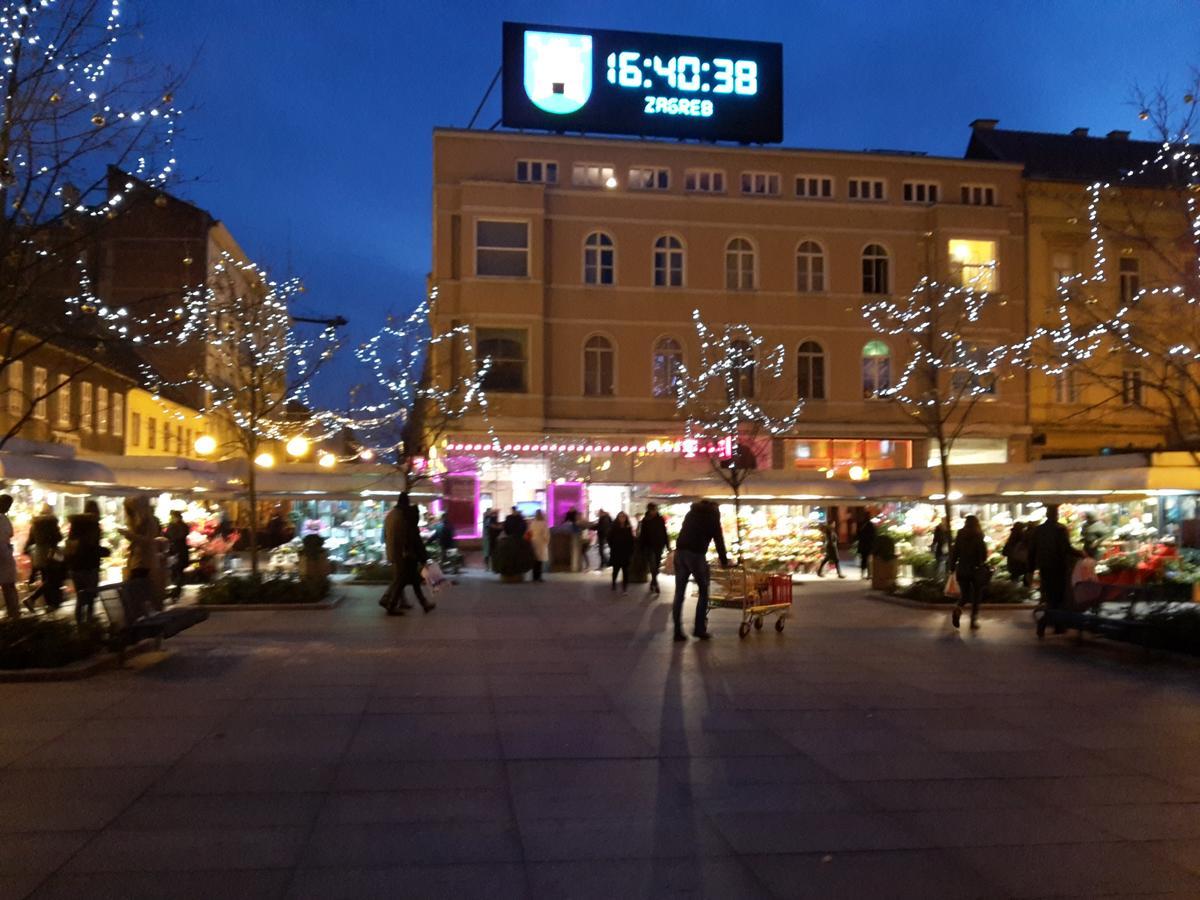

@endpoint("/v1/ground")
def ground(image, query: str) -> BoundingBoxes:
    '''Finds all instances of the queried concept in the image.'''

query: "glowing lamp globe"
[254,452,275,469]
[193,434,217,456]
[285,436,310,458]
[317,452,336,469]
[359,449,375,461]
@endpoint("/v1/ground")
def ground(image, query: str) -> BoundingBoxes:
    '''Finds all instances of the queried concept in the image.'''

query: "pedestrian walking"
[593,508,612,571]
[121,495,166,610]
[437,512,456,565]
[856,512,876,580]
[637,503,670,594]
[608,511,635,593]
[949,514,990,630]
[482,507,499,570]
[164,510,190,601]
[528,509,549,582]
[1002,522,1029,584]
[0,495,19,619]
[816,522,844,578]
[23,503,63,611]
[1031,504,1073,634]
[66,500,105,627]
[931,518,951,575]
[671,500,729,641]
[1081,512,1108,559]
[380,493,435,615]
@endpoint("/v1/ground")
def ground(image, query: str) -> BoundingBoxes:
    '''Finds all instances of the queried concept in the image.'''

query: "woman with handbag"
[949,515,990,630]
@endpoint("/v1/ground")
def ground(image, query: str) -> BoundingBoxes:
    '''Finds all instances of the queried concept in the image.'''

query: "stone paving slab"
[3,570,1200,898]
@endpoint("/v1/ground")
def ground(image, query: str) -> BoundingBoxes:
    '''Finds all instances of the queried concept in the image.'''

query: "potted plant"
[493,534,534,583]
[871,533,899,592]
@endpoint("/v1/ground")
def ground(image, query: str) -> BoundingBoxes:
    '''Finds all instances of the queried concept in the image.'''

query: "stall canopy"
[649,473,866,505]
[993,452,1200,500]
[0,445,115,492]
[215,459,437,502]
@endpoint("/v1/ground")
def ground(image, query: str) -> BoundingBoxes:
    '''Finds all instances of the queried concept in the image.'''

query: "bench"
[96,580,209,661]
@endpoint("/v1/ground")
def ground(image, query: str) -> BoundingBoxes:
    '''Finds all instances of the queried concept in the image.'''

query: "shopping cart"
[709,566,794,638]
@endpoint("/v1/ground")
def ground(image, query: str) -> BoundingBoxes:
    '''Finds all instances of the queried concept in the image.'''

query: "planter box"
[871,557,899,592]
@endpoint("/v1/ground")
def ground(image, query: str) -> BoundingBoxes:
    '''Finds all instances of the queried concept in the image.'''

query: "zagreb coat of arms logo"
[523,30,593,115]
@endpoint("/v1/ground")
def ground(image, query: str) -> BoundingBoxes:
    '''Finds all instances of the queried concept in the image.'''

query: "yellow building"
[429,128,1030,521]
[124,387,229,459]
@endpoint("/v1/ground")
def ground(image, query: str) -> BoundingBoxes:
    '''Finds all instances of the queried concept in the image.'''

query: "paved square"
[3,572,1200,899]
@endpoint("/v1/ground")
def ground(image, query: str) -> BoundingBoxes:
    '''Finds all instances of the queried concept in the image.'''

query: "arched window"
[652,337,684,398]
[653,235,684,287]
[797,341,826,400]
[796,241,825,293]
[583,231,615,285]
[583,335,615,397]
[862,243,889,295]
[725,237,755,290]
[728,339,755,400]
[862,340,890,398]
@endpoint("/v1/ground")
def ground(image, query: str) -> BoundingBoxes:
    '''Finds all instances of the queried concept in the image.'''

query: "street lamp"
[285,435,310,458]
[254,452,275,468]
[194,434,217,456]
[317,452,336,469]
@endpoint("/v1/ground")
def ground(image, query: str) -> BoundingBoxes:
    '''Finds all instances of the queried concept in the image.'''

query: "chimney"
[1107,129,1131,141]
[970,118,999,130]
[1071,127,1089,137]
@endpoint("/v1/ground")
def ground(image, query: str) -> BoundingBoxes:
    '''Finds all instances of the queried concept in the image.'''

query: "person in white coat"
[528,509,550,582]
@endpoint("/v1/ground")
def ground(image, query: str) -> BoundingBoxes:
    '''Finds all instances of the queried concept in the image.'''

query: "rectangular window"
[476,327,528,394]
[32,366,47,420]
[80,381,93,431]
[475,220,529,277]
[629,166,670,190]
[795,175,833,198]
[1122,369,1144,406]
[684,168,725,193]
[903,181,940,204]
[147,415,156,449]
[740,171,780,196]
[96,386,108,433]
[961,184,997,206]
[185,427,192,454]
[848,178,886,201]
[111,392,123,437]
[571,162,615,188]
[163,421,172,454]
[1051,250,1078,287]
[6,360,21,416]
[55,375,71,427]
[1119,257,1140,304]
[515,159,557,184]
[948,239,999,291]
[1054,370,1078,404]
[131,411,141,446]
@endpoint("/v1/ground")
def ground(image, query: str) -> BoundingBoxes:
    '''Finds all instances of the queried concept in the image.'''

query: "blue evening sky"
[146,0,1199,401]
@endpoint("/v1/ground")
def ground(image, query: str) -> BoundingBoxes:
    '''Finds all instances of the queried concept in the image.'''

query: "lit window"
[629,166,670,190]
[728,340,755,400]
[684,168,725,193]
[797,341,825,400]
[652,337,684,398]
[583,335,615,397]
[583,231,615,286]
[32,367,47,420]
[515,159,557,184]
[740,171,780,196]
[1122,368,1144,406]
[795,175,833,199]
[725,238,755,290]
[961,184,996,206]
[862,341,890,398]
[861,244,889,295]
[572,162,616,188]
[6,360,22,416]
[475,220,529,277]
[653,235,684,287]
[96,386,108,433]
[477,328,527,394]
[948,239,999,291]
[111,392,123,437]
[77,381,92,431]
[903,181,939,204]
[796,241,825,293]
[848,178,886,201]
[1119,257,1140,304]
[55,375,71,428]
[1054,370,1077,404]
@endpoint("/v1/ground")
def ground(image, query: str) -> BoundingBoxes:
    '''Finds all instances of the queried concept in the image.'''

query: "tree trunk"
[733,476,744,566]
[248,455,260,578]
[938,444,954,537]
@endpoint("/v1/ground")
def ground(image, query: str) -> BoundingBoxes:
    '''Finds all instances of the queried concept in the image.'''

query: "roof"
[964,123,1189,186]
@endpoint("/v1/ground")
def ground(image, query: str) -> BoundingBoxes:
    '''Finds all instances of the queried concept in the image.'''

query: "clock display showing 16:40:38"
[605,52,759,96]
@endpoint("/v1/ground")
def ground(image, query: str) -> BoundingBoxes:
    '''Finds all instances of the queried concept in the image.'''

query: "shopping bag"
[943,571,961,599]
[663,550,676,573]
[422,561,448,593]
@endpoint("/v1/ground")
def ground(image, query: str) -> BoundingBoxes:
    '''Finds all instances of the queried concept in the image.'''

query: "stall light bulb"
[194,434,217,456]
[254,452,275,469]
[318,452,336,469]
[285,436,310,457]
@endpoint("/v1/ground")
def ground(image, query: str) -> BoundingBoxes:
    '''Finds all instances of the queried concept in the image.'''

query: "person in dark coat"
[24,504,64,611]
[1081,512,1108,559]
[66,500,105,626]
[637,503,670,594]
[380,493,434,615]
[437,512,456,564]
[607,511,635,594]
[482,508,499,570]
[949,514,990,630]
[164,510,190,600]
[593,509,612,571]
[1003,522,1030,585]
[1031,504,1073,633]
[503,506,527,538]
[856,513,876,579]
[672,500,729,641]
[816,522,844,578]
[931,519,951,575]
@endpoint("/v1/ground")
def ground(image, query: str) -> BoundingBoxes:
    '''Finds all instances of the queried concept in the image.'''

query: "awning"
[646,474,866,505]
[0,449,115,492]
[216,460,438,502]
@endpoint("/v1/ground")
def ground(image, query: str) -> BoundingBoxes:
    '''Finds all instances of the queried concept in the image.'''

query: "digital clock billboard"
[501,23,783,144]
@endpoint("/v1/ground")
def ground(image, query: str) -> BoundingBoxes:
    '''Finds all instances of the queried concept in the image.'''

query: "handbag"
[663,549,675,573]
[422,561,447,592]
[944,571,961,599]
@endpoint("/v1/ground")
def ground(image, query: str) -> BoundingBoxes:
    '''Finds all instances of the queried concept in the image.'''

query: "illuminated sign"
[502,23,783,144]
[444,437,735,458]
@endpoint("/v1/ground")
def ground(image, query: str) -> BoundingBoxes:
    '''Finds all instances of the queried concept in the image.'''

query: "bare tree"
[0,0,184,448]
